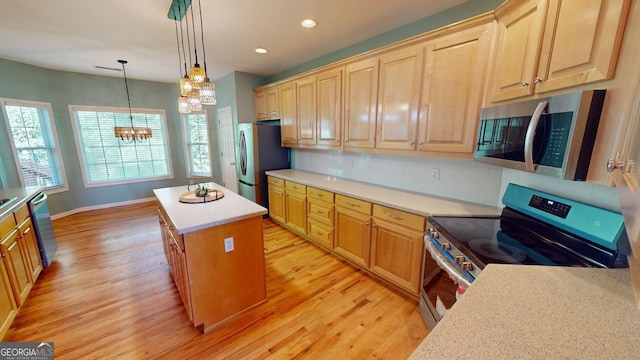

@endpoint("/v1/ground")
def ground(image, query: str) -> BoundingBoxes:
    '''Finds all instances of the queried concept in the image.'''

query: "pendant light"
[197,0,217,105]
[187,1,206,88]
[174,5,190,114]
[114,60,152,142]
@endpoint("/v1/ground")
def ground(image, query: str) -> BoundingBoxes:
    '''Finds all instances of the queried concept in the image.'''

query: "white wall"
[293,149,621,212]
[293,149,503,207]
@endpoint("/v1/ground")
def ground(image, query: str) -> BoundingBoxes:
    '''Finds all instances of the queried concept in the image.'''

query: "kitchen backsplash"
[292,149,620,212]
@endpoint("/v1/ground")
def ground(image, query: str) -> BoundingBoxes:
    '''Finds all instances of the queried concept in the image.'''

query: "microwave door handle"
[524,101,549,172]
[424,239,471,289]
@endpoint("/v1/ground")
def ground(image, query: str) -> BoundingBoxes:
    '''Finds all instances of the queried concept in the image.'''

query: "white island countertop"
[153,182,267,234]
[409,264,640,359]
[265,169,501,217]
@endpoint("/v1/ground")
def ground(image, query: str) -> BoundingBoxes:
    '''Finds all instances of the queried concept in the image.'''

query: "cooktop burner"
[468,238,527,262]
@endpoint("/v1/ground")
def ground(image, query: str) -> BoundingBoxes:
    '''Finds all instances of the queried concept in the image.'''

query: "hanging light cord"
[190,0,199,65]
[118,60,134,125]
[178,2,188,76]
[174,14,183,77]
[183,0,192,67]
[198,0,207,73]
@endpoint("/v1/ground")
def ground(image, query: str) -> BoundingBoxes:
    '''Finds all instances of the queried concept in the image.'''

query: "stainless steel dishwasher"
[28,192,58,267]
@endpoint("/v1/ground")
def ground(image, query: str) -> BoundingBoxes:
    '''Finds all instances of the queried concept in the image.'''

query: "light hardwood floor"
[4,201,428,359]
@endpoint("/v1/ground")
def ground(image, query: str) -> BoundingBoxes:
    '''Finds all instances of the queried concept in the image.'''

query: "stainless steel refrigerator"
[237,120,290,211]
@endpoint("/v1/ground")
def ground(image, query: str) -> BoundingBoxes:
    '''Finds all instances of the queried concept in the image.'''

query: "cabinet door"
[370,218,424,294]
[280,81,298,146]
[1,230,32,307]
[535,0,630,93]
[297,76,317,145]
[18,219,42,282]
[490,0,548,102]
[169,233,192,320]
[268,184,286,224]
[317,68,343,147]
[0,258,17,339]
[265,86,280,119]
[254,90,266,120]
[335,207,371,267]
[285,192,307,235]
[376,45,424,150]
[344,57,379,149]
[307,217,334,249]
[419,23,492,153]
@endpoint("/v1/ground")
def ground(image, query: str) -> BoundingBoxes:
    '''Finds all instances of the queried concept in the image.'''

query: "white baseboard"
[51,197,155,220]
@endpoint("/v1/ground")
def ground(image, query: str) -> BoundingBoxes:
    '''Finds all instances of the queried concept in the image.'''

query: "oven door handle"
[524,100,549,172]
[424,239,471,289]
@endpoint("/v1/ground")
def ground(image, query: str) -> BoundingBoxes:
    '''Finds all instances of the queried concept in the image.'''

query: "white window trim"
[1,97,69,194]
[68,104,174,188]
[181,110,213,178]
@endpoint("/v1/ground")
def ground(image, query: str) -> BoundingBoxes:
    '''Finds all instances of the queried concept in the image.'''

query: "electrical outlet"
[224,237,234,253]
[431,168,440,181]
[346,158,354,168]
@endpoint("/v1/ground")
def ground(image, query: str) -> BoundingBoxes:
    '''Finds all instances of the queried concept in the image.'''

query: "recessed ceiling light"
[255,48,268,54]
[301,19,317,28]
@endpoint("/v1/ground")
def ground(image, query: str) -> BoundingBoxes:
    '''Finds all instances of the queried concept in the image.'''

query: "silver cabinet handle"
[424,238,471,288]
[389,213,404,221]
[534,77,543,84]
[521,81,529,87]
[346,201,359,207]
[524,101,548,172]
[606,157,624,172]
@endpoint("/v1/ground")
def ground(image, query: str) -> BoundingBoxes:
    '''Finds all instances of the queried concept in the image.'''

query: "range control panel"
[528,195,571,219]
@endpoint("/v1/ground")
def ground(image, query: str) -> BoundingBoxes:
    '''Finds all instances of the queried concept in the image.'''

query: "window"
[182,112,212,177]
[69,105,172,187]
[0,98,68,192]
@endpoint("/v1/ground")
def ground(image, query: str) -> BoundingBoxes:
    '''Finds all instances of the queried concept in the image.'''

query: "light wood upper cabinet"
[490,0,548,102]
[317,67,343,148]
[490,0,630,102]
[344,57,379,149]
[418,22,492,153]
[297,76,317,145]
[376,46,425,150]
[536,0,630,94]
[280,81,298,146]
[254,86,279,120]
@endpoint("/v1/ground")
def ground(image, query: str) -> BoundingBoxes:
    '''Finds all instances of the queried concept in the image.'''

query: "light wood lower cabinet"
[1,229,32,307]
[17,218,43,283]
[268,177,425,297]
[0,257,17,338]
[370,205,425,294]
[285,181,307,235]
[334,195,372,268]
[267,177,286,223]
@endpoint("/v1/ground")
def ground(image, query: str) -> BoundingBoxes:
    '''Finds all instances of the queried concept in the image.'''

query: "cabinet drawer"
[335,194,371,215]
[307,200,334,226]
[307,218,334,249]
[13,205,29,225]
[372,204,425,232]
[285,181,306,195]
[268,176,284,188]
[0,215,16,239]
[307,187,334,203]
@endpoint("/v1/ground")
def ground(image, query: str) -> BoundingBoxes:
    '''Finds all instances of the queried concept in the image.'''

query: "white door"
[217,106,238,192]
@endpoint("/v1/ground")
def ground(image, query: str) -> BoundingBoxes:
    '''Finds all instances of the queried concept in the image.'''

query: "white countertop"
[0,185,44,219]
[409,264,640,359]
[153,182,267,234]
[265,169,501,217]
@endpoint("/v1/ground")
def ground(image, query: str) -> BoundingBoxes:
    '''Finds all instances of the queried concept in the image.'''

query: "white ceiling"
[0,0,466,83]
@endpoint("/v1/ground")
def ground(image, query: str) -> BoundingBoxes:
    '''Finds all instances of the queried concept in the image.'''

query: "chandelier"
[114,60,152,142]
[170,0,216,114]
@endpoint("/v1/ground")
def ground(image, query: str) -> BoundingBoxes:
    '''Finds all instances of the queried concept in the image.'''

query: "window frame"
[0,98,68,194]
[181,110,213,178]
[68,104,174,188]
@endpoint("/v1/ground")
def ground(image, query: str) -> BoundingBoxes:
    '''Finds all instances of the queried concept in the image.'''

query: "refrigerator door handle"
[239,179,258,187]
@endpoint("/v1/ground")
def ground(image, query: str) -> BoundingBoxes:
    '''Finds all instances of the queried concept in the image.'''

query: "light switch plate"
[224,237,234,252]
[431,168,440,181]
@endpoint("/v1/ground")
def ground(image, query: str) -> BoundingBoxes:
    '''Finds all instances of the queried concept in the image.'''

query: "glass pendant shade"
[200,79,216,105]
[187,90,202,112]
[180,76,193,96]
[189,64,206,88]
[178,96,191,113]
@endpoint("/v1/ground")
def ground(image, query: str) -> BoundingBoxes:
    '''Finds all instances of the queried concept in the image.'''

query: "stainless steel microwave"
[474,90,606,180]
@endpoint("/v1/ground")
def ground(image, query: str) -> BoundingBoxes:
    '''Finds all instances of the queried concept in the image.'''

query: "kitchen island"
[409,264,640,359]
[153,182,268,332]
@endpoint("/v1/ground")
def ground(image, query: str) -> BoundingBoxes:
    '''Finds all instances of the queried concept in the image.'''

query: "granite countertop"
[153,182,267,234]
[0,185,45,220]
[265,169,501,217]
[409,264,640,359]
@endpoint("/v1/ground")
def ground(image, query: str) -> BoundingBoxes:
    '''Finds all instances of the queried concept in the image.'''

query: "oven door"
[419,236,472,330]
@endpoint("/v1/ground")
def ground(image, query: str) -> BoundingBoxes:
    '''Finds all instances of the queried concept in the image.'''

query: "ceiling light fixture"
[169,0,216,113]
[255,48,268,54]
[301,19,317,28]
[114,60,152,143]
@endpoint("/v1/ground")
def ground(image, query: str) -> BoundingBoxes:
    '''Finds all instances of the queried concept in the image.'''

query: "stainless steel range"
[419,183,630,329]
